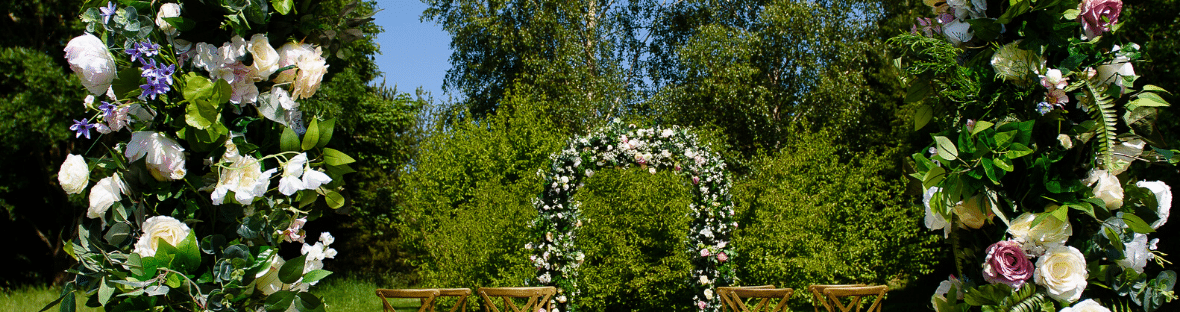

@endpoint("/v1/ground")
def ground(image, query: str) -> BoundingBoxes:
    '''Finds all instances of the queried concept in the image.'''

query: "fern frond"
[1005,292,1049,312]
[1083,81,1120,171]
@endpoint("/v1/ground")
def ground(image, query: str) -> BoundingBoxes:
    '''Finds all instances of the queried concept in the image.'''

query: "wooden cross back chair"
[822,285,888,312]
[807,284,866,312]
[724,287,794,312]
[477,286,556,312]
[717,285,775,312]
[376,288,472,312]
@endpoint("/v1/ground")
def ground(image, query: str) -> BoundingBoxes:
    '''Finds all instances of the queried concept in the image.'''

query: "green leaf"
[165,272,182,288]
[972,120,994,136]
[104,222,132,246]
[315,119,335,150]
[98,277,114,306]
[998,0,1032,24]
[161,17,196,32]
[964,283,1011,306]
[994,130,1017,148]
[1062,9,1081,20]
[280,127,300,152]
[1122,214,1156,234]
[322,148,355,166]
[934,136,959,161]
[279,255,307,284]
[967,18,1002,41]
[295,293,326,312]
[982,158,1001,183]
[1130,93,1170,108]
[914,104,933,130]
[58,289,75,312]
[923,166,946,190]
[1006,143,1034,159]
[302,119,320,151]
[324,190,345,209]
[266,291,298,312]
[1142,85,1170,94]
[301,270,332,284]
[185,100,220,130]
[1083,81,1120,171]
[176,232,201,272]
[271,0,294,15]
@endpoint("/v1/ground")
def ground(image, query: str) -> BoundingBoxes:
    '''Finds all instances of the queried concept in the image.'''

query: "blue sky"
[370,0,452,99]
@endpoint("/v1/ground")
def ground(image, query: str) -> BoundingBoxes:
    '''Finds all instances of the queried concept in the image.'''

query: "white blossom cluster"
[527,121,737,312]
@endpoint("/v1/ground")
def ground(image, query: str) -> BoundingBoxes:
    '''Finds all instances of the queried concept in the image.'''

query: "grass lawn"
[0,275,422,312]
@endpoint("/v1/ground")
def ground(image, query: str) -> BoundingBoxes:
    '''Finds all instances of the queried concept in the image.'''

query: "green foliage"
[731,128,941,310]
[575,167,696,312]
[397,89,568,293]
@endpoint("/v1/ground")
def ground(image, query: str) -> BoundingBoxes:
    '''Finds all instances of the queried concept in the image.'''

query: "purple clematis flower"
[98,101,117,116]
[100,2,117,24]
[70,119,96,139]
[126,41,160,65]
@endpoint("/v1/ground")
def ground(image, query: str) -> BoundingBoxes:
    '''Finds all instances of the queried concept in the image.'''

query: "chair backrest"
[717,285,775,312]
[727,288,794,312]
[376,289,441,312]
[823,285,888,312]
[807,284,866,312]
[478,287,556,312]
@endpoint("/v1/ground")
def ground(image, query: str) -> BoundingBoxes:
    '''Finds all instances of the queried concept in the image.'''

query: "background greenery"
[4,0,1177,310]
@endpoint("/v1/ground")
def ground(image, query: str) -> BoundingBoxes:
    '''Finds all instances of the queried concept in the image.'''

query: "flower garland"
[897,0,1177,311]
[527,120,738,312]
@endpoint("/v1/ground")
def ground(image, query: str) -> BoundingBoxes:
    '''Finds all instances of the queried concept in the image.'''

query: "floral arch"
[527,121,737,312]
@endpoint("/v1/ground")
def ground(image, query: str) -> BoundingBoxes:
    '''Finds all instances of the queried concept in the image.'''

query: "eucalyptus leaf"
[104,222,132,246]
[98,277,114,306]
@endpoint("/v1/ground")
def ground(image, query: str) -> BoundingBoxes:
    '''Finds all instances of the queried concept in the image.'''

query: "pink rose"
[982,240,1034,289]
[717,252,728,263]
[1079,0,1122,40]
[700,248,711,257]
[697,300,708,310]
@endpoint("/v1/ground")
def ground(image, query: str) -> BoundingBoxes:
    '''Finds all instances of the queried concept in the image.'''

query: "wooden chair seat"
[477,286,556,312]
[726,287,794,312]
[376,288,472,312]
[822,285,888,312]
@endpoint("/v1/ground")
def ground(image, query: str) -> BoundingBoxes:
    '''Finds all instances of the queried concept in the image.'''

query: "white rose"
[1058,134,1073,149]
[211,153,276,205]
[254,256,286,295]
[1084,169,1123,210]
[58,154,89,194]
[1117,233,1150,274]
[193,42,221,72]
[698,275,710,285]
[291,48,328,100]
[923,187,950,237]
[126,131,187,181]
[155,3,182,36]
[133,216,192,258]
[248,34,280,80]
[87,174,126,219]
[218,35,248,65]
[1096,45,1135,92]
[953,193,992,229]
[64,34,117,95]
[1136,181,1171,229]
[1060,299,1110,312]
[1034,245,1088,303]
[704,289,714,300]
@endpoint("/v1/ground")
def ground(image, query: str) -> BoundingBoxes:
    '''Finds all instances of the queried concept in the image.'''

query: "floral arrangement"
[527,120,737,312]
[50,1,359,311]
[896,0,1176,311]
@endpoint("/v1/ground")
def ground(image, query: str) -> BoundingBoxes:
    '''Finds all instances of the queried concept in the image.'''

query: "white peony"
[1034,245,1088,303]
[218,35,248,65]
[87,174,125,219]
[254,255,286,295]
[248,34,280,80]
[155,3,182,36]
[125,131,187,181]
[1117,233,1151,274]
[58,154,90,194]
[211,152,276,205]
[1136,181,1171,229]
[291,48,328,100]
[1060,299,1111,312]
[1084,169,1123,210]
[133,216,192,258]
[274,42,315,84]
[64,33,117,95]
[1008,209,1073,257]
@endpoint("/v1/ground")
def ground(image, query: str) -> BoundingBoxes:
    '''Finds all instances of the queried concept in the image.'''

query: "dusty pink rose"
[1079,0,1122,39]
[717,252,728,263]
[700,248,711,257]
[982,240,1034,289]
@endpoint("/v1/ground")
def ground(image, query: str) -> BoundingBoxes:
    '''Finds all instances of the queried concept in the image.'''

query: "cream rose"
[274,42,314,84]
[254,255,286,295]
[954,193,993,229]
[133,216,192,257]
[1084,169,1123,210]
[1034,245,1088,303]
[58,154,90,194]
[126,131,187,181]
[87,174,125,219]
[1061,299,1111,312]
[248,34,280,80]
[64,33,117,95]
[155,3,182,36]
